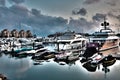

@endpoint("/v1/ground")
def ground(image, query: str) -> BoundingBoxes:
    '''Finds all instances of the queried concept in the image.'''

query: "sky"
[0,0,120,36]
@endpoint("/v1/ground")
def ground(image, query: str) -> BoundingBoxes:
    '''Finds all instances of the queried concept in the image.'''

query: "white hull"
[57,38,87,51]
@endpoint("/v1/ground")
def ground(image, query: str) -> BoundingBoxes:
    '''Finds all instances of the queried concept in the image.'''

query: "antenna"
[101,17,109,30]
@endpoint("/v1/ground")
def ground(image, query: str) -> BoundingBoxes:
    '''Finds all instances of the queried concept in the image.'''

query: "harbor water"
[0,47,120,80]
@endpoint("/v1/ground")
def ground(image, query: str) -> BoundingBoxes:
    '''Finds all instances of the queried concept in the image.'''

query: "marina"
[0,0,119,79]
[0,20,120,80]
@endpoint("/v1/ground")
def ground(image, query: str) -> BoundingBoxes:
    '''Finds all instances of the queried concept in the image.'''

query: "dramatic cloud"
[9,5,29,16]
[84,0,101,4]
[108,12,120,21]
[0,4,68,36]
[116,15,120,21]
[68,18,97,33]
[0,3,104,36]
[8,0,25,4]
[0,0,119,36]
[72,8,87,16]
[106,2,116,6]
[108,12,116,18]
[0,0,5,6]
[31,9,41,17]
[92,13,106,21]
[105,0,118,6]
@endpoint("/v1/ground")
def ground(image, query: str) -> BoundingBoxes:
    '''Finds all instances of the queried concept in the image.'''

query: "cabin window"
[113,39,118,41]
[72,41,81,44]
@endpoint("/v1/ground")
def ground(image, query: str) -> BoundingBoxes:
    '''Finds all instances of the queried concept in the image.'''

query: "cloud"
[107,12,116,18]
[0,3,104,36]
[105,0,118,6]
[84,0,101,4]
[106,2,116,6]
[31,9,41,17]
[116,15,120,21]
[8,0,25,4]
[0,0,5,6]
[9,5,29,16]
[2,1,115,36]
[72,8,87,16]
[0,3,96,36]
[68,18,97,33]
[92,13,106,21]
[108,12,120,21]
[0,4,68,36]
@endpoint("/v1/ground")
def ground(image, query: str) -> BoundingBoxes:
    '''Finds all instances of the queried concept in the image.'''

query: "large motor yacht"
[56,31,87,51]
[89,19,119,55]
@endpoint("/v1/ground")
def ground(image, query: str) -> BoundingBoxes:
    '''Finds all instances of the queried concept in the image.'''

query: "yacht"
[56,31,87,51]
[18,44,47,55]
[89,19,119,55]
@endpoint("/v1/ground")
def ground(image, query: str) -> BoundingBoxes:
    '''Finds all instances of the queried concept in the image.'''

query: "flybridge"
[93,32,116,36]
[92,18,117,36]
[90,36,119,41]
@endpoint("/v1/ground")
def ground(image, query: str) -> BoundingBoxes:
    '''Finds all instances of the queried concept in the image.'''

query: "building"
[0,29,34,38]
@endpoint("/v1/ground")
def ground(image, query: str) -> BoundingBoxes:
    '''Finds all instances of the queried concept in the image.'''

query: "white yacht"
[56,31,87,51]
[89,19,119,54]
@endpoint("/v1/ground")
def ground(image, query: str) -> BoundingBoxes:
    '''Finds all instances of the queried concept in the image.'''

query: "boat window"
[93,40,99,43]
[113,39,118,41]
[93,35,109,38]
[100,29,112,33]
[72,41,81,44]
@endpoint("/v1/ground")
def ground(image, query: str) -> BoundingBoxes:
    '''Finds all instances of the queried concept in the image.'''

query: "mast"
[101,17,109,30]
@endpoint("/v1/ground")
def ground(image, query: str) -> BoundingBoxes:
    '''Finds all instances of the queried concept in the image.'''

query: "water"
[0,48,120,80]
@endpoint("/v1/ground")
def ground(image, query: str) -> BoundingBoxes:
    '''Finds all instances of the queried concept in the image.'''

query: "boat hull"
[99,40,119,55]
[89,37,119,56]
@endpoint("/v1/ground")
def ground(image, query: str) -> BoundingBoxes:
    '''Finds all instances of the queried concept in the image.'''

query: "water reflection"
[0,54,33,80]
[0,47,120,80]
